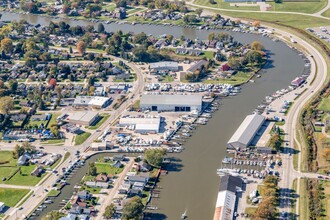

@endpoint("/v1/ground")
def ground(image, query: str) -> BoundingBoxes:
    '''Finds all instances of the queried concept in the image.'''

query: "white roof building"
[140,94,203,112]
[149,61,179,72]
[65,111,99,126]
[227,113,265,149]
[0,202,5,212]
[73,96,111,108]
[119,117,161,133]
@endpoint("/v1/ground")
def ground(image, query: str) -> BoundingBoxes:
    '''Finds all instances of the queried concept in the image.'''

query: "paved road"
[94,159,134,220]
[314,0,330,16]
[186,1,330,19]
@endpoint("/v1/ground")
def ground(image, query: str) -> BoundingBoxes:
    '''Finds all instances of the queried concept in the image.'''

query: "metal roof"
[140,94,202,106]
[219,175,243,193]
[227,114,265,147]
[149,61,178,69]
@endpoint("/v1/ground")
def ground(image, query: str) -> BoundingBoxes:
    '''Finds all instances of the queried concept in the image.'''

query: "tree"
[251,41,264,51]
[69,46,73,54]
[263,175,278,188]
[252,20,261,27]
[122,197,144,220]
[50,126,60,138]
[62,4,70,14]
[0,96,14,114]
[254,196,276,219]
[245,50,263,65]
[195,8,203,17]
[227,57,242,70]
[76,41,87,55]
[13,144,25,159]
[322,148,330,161]
[48,78,57,88]
[97,23,105,33]
[144,148,166,167]
[41,210,65,220]
[274,0,282,3]
[269,133,282,151]
[88,162,97,176]
[7,79,18,94]
[1,37,13,54]
[21,142,36,154]
[209,0,216,4]
[103,203,116,219]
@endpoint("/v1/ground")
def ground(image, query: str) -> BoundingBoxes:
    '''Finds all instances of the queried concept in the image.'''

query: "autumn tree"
[88,162,97,176]
[195,8,203,17]
[252,20,261,27]
[13,144,25,159]
[48,78,57,88]
[0,96,14,114]
[254,196,277,219]
[251,41,264,51]
[77,41,87,54]
[1,37,13,53]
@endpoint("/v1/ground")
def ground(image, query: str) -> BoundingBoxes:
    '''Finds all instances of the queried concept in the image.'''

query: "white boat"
[181,210,187,219]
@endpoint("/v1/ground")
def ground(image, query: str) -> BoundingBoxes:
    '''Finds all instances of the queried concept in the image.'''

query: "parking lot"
[307,26,330,43]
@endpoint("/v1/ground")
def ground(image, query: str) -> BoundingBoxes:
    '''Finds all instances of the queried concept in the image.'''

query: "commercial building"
[227,113,265,149]
[213,175,243,220]
[73,96,112,108]
[65,111,99,126]
[291,77,305,87]
[187,60,208,73]
[140,94,203,112]
[149,61,179,72]
[119,117,161,133]
[90,141,112,151]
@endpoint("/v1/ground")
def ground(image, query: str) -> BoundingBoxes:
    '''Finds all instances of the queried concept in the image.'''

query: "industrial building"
[140,94,203,112]
[65,111,99,126]
[227,113,265,149]
[73,96,112,108]
[119,117,161,133]
[213,175,243,220]
[149,61,179,72]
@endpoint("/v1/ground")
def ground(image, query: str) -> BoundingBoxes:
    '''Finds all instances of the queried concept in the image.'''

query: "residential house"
[127,173,149,185]
[138,161,152,172]
[85,181,109,189]
[113,155,125,161]
[114,7,126,19]
[95,173,109,182]
[77,191,91,200]
[113,160,123,168]
[31,166,44,177]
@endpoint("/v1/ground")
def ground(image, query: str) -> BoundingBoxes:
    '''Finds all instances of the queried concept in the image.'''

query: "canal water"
[0,12,306,219]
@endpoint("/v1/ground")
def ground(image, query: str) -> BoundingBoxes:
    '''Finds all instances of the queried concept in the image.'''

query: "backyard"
[95,162,124,175]
[0,188,30,207]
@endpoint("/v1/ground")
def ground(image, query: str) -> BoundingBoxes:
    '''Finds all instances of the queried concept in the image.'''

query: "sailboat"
[181,210,187,219]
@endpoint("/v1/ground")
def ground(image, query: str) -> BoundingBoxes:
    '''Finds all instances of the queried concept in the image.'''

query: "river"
[0,12,307,220]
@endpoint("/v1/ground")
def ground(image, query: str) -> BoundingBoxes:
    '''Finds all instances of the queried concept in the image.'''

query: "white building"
[73,96,111,108]
[149,61,179,72]
[119,117,161,133]
[213,175,243,220]
[65,111,99,126]
[90,141,112,151]
[227,113,265,149]
[140,94,203,112]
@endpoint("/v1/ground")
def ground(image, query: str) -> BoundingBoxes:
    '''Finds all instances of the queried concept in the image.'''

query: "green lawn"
[86,114,110,130]
[41,139,65,145]
[6,165,45,186]
[299,178,309,219]
[74,132,91,146]
[0,188,30,207]
[318,97,330,111]
[0,151,17,166]
[80,185,102,194]
[321,8,330,17]
[159,75,174,82]
[203,70,253,85]
[267,0,327,14]
[194,0,261,11]
[48,189,60,197]
[0,166,19,181]
[47,113,61,128]
[202,51,215,59]
[95,162,124,175]
[218,11,330,29]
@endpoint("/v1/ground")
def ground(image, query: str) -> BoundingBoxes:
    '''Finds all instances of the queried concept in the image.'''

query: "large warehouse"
[149,61,179,72]
[65,111,99,126]
[119,117,161,133]
[140,94,203,112]
[227,113,265,149]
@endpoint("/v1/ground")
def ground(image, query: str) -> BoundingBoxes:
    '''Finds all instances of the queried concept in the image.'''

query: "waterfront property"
[213,175,243,220]
[140,94,203,112]
[227,113,265,149]
[119,116,161,133]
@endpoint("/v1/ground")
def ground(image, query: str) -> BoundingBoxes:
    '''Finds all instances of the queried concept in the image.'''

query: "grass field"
[74,132,91,146]
[0,188,30,207]
[46,113,61,129]
[267,0,327,14]
[95,162,124,175]
[194,0,260,11]
[203,70,253,85]
[299,178,309,220]
[321,8,330,17]
[6,165,44,186]
[86,114,110,130]
[0,151,16,166]
[41,139,65,145]
[318,96,330,111]
[323,181,330,218]
[159,75,174,82]
[48,189,60,197]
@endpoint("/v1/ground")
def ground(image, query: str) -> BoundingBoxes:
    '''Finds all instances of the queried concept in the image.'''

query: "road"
[94,159,134,220]
[5,55,145,220]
